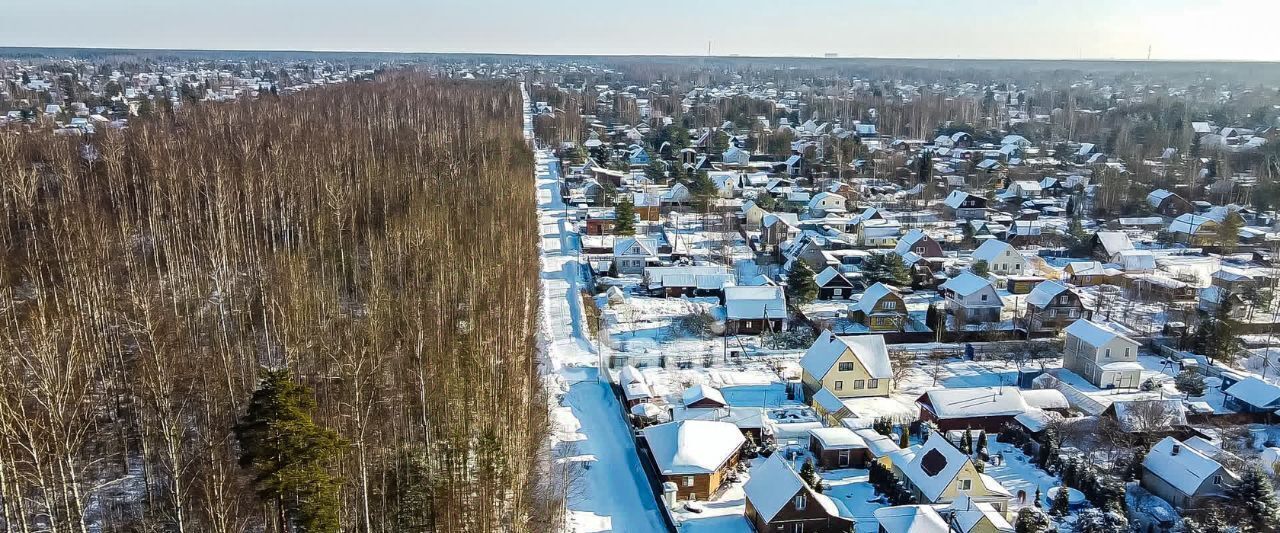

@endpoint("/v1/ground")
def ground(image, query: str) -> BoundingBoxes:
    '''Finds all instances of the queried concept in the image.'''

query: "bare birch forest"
[0,75,560,532]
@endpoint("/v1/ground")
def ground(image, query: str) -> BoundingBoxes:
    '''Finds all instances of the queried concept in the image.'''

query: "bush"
[1175,369,1207,396]
[674,311,716,338]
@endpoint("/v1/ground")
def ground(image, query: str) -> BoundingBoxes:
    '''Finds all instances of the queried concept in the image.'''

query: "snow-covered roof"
[853,428,901,457]
[1143,437,1233,496]
[1066,261,1108,276]
[1063,319,1137,349]
[723,286,786,320]
[800,330,893,380]
[971,239,1017,264]
[1025,280,1071,308]
[682,384,726,408]
[743,454,806,522]
[1169,213,1217,235]
[874,505,949,533]
[614,237,658,256]
[1013,409,1059,433]
[1094,231,1134,255]
[944,190,979,209]
[1021,389,1069,410]
[814,266,847,287]
[920,387,1031,420]
[1116,250,1157,271]
[893,228,929,255]
[900,433,971,501]
[812,388,846,413]
[939,271,995,297]
[948,495,1014,532]
[1224,377,1280,409]
[809,427,867,449]
[852,282,899,316]
[1147,189,1175,207]
[645,266,734,290]
[642,420,745,475]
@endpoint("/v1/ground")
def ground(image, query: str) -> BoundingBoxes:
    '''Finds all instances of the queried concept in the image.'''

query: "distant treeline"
[0,75,560,532]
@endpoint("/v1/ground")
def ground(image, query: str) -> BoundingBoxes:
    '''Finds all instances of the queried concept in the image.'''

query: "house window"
[1048,309,1057,317]
[744,321,754,329]
[791,524,805,533]
[834,381,843,391]
[1214,475,1223,486]
[981,294,988,302]
[959,479,972,491]
[854,380,866,389]
[883,301,897,309]
[838,362,854,372]
[1124,348,1131,357]
[1105,348,1111,358]
[684,476,695,487]
[868,379,879,389]
[1060,296,1070,304]
[1068,309,1078,318]
[794,494,807,511]
[833,289,844,298]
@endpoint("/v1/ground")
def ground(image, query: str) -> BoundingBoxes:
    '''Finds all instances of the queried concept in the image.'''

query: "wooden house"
[642,420,744,501]
[1022,280,1089,333]
[744,454,854,533]
[849,283,908,331]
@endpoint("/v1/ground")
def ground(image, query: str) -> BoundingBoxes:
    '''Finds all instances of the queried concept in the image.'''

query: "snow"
[921,386,1032,419]
[898,433,971,501]
[939,271,993,296]
[1024,279,1069,307]
[683,383,727,407]
[800,330,893,380]
[810,427,868,449]
[1142,436,1228,496]
[529,85,668,532]
[1224,377,1280,409]
[723,285,787,319]
[873,505,948,532]
[1063,318,1134,348]
[643,420,745,475]
[742,454,804,522]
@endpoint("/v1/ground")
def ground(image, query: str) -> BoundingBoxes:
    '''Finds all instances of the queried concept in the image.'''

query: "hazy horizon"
[8,0,1280,62]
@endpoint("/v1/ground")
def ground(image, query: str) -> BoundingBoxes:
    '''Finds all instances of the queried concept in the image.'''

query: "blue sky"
[7,0,1279,61]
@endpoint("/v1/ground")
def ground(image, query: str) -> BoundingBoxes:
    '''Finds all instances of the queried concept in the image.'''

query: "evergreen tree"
[899,427,910,449]
[1075,508,1128,533]
[1227,464,1280,531]
[884,253,912,286]
[710,130,731,154]
[786,261,819,305]
[643,158,667,183]
[1175,369,1206,396]
[1217,213,1244,253]
[689,170,717,211]
[1014,507,1052,533]
[1182,509,1233,533]
[389,446,436,532]
[861,254,887,283]
[975,430,987,458]
[613,195,637,235]
[971,259,990,277]
[1049,484,1070,517]
[960,429,973,454]
[799,459,820,490]
[1033,487,1042,508]
[235,369,346,533]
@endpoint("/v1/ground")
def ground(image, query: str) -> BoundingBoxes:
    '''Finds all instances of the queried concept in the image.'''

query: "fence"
[605,379,681,533]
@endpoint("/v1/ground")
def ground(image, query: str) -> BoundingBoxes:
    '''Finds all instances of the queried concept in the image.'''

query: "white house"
[613,237,659,275]
[939,272,1003,325]
[970,239,1028,276]
[807,191,847,217]
[1063,319,1142,389]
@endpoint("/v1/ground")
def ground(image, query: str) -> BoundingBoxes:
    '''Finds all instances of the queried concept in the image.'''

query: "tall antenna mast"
[707,41,712,57]
[1147,45,1152,61]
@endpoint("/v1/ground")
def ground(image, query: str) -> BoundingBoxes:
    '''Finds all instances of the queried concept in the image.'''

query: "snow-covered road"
[526,85,667,533]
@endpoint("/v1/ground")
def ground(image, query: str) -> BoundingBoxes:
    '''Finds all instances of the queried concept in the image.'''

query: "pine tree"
[861,254,887,283]
[960,429,973,454]
[786,261,819,305]
[613,195,637,235]
[884,253,912,286]
[799,459,821,490]
[1227,464,1280,531]
[975,430,987,458]
[644,158,667,183]
[1033,487,1042,508]
[235,369,346,533]
[1217,213,1244,253]
[1175,369,1206,396]
[899,427,910,449]
[1014,507,1052,533]
[971,259,990,277]
[1049,484,1070,517]
[689,170,717,211]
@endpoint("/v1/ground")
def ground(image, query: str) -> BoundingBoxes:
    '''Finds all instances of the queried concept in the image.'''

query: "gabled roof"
[743,454,805,522]
[900,433,970,501]
[812,387,846,414]
[642,420,745,475]
[682,384,727,408]
[1025,280,1072,308]
[814,266,850,287]
[874,505,949,533]
[894,228,931,255]
[1143,437,1234,496]
[939,271,995,297]
[971,239,1019,264]
[948,495,1015,532]
[1147,189,1176,207]
[852,282,900,316]
[944,190,982,209]
[614,237,658,256]
[1063,319,1137,349]
[799,330,893,380]
[1093,231,1134,255]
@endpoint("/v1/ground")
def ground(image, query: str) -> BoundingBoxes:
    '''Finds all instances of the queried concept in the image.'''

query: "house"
[619,366,659,408]
[1062,319,1142,389]
[849,283,908,332]
[945,495,1015,533]
[1004,221,1043,247]
[808,191,847,217]
[800,331,893,400]
[1223,377,1280,414]
[784,154,806,177]
[761,213,801,251]
[853,428,902,467]
[628,147,651,166]
[744,454,854,533]
[971,240,1028,276]
[723,286,787,334]
[943,191,988,220]
[643,266,734,297]
[723,146,751,166]
[895,431,1012,510]
[1022,280,1089,332]
[854,220,903,248]
[1006,180,1042,199]
[874,505,949,533]
[1147,189,1193,217]
[939,272,1003,326]
[1168,213,1220,246]
[917,387,1036,433]
[809,427,871,470]
[1090,231,1134,262]
[641,420,744,500]
[1141,437,1238,509]
[740,200,768,229]
[612,237,659,275]
[682,384,728,409]
[894,229,944,258]
[815,267,861,300]
[1062,261,1117,286]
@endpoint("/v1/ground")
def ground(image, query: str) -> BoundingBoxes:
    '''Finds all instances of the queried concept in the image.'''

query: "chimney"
[1172,444,1181,456]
